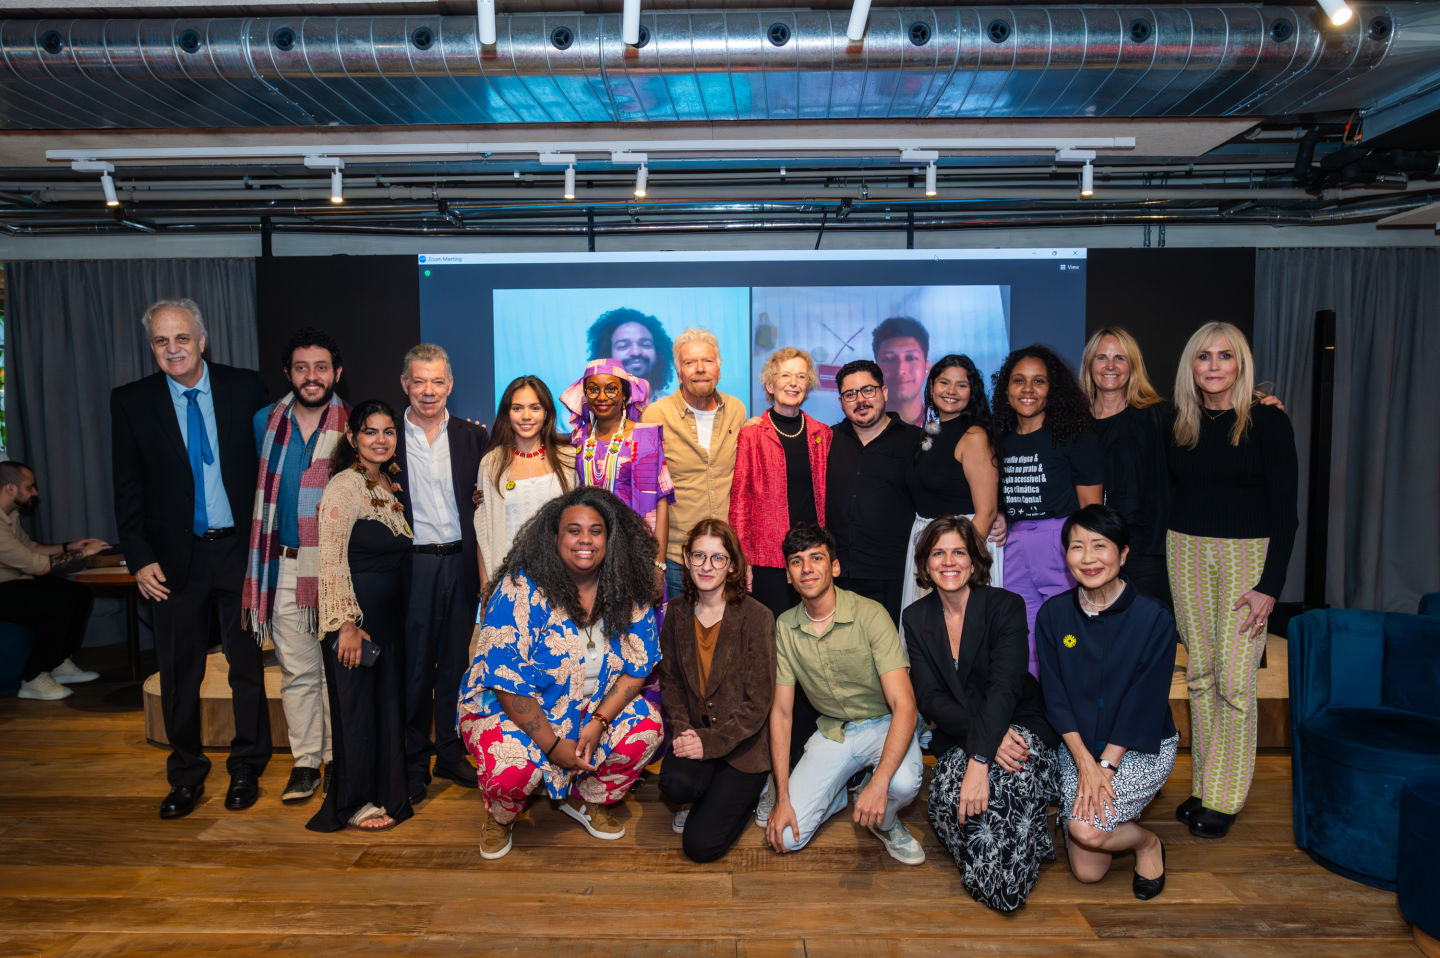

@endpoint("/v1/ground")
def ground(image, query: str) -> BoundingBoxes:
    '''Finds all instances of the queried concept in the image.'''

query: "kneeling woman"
[458,486,665,860]
[658,518,776,863]
[903,515,1058,912]
[310,400,414,832]
[1036,504,1177,900]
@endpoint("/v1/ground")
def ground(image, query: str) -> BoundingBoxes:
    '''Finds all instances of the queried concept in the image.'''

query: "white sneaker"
[51,658,99,685]
[17,673,73,701]
[870,821,926,865]
[671,807,690,834]
[754,776,775,828]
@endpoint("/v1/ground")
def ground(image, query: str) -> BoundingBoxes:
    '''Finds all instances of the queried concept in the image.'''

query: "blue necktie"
[184,388,214,536]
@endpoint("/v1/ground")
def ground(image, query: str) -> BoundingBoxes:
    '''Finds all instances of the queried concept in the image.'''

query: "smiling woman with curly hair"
[457,485,665,861]
[991,344,1103,679]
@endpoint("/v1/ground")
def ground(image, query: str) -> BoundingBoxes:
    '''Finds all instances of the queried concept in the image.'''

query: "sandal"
[346,803,396,830]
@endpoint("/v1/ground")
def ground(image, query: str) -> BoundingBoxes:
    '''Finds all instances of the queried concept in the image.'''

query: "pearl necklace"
[803,604,836,624]
[1079,582,1123,613]
[769,410,804,439]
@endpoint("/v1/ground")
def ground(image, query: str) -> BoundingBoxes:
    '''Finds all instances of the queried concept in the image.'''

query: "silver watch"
[1098,759,1118,772]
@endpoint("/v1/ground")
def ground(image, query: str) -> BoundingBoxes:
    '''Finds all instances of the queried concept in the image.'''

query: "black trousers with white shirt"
[402,548,479,791]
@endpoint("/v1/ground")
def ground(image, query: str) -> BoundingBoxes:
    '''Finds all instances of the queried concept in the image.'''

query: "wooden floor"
[0,653,1419,958]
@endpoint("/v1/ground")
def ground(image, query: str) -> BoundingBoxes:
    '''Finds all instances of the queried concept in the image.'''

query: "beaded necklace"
[582,417,628,492]
[512,445,546,459]
[351,463,413,536]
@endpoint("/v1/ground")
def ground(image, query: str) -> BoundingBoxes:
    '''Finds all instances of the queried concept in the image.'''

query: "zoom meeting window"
[417,249,1087,426]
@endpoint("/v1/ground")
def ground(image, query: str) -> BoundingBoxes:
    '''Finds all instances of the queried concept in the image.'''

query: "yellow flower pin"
[1063,634,1078,649]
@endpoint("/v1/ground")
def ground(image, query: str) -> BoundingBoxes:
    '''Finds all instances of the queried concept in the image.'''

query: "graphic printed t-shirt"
[1000,424,1103,521]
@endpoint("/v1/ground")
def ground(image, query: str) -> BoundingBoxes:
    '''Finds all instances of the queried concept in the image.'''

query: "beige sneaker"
[479,809,513,860]
[560,793,625,840]
[17,673,72,701]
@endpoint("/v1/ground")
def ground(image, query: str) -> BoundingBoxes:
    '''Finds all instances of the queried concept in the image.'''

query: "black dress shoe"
[225,771,260,811]
[160,784,204,819]
[433,762,478,788]
[1189,807,1236,839]
[1175,795,1202,825]
[1133,839,1166,900]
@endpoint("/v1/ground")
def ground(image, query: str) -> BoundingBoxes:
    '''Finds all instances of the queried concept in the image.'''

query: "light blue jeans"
[779,715,924,852]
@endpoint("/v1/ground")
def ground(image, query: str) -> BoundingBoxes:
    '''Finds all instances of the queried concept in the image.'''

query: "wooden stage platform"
[0,648,1420,958]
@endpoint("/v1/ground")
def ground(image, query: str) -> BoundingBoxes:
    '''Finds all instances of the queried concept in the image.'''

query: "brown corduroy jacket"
[658,593,776,774]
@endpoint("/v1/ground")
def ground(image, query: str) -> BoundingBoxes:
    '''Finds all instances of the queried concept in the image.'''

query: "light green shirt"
[775,587,909,742]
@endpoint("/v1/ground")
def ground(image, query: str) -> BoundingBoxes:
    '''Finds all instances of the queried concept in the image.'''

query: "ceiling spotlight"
[1315,0,1353,25]
[846,0,872,41]
[330,168,344,204]
[634,163,649,198]
[564,164,576,200]
[101,170,119,207]
[1081,160,1094,198]
[924,162,937,197]
[623,0,641,45]
[478,0,497,45]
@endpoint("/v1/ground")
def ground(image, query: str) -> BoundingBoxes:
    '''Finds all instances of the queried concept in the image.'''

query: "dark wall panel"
[1085,248,1256,397]
[255,255,419,411]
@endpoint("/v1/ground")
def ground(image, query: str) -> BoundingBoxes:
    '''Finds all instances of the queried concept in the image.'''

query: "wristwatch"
[971,754,989,765]
[1098,759,1118,772]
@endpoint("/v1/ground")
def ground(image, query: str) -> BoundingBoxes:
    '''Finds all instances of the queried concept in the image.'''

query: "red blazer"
[729,412,831,569]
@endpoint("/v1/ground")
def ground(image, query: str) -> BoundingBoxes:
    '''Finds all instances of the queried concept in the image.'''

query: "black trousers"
[1126,552,1174,610]
[660,754,769,863]
[835,574,904,628]
[0,576,94,681]
[749,565,797,620]
[153,534,271,787]
[402,549,479,788]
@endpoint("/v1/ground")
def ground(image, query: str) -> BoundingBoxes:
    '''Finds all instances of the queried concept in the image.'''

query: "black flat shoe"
[1133,839,1166,900]
[1189,807,1236,839]
[433,762,478,788]
[225,771,260,811]
[1176,795,1202,825]
[160,784,204,819]
[408,784,429,806]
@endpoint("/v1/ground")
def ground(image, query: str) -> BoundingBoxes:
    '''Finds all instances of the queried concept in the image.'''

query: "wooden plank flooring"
[0,658,1417,958]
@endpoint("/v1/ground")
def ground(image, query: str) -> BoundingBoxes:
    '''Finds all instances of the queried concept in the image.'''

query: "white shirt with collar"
[404,407,462,546]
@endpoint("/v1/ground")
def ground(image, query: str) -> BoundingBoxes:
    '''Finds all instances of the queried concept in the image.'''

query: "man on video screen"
[872,316,932,427]
[587,307,675,399]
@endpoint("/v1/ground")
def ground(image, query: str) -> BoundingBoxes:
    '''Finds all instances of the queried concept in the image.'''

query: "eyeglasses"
[687,551,731,570]
[584,381,623,399]
[838,384,880,402]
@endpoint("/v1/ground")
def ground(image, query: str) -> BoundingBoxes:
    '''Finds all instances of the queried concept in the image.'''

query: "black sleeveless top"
[906,417,979,518]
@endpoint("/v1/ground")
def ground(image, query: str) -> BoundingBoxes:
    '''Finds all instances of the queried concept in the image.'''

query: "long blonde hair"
[1172,321,1255,449]
[1080,327,1165,411]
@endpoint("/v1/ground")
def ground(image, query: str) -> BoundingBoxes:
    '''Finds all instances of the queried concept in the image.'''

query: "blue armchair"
[1420,592,1440,617]
[0,623,37,696]
[1288,609,1440,890]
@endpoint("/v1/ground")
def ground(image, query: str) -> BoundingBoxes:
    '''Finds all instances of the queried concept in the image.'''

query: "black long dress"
[307,517,414,832]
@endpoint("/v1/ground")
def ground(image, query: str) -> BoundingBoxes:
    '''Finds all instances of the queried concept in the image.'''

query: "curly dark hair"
[990,343,1092,445]
[487,486,658,643]
[329,399,398,473]
[282,326,343,371]
[912,515,992,591]
[918,353,997,462]
[585,308,675,393]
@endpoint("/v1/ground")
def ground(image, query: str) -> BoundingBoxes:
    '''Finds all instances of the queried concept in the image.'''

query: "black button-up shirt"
[824,412,921,579]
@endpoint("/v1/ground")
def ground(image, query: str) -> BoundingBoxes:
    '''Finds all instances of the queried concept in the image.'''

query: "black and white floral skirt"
[926,725,1060,913]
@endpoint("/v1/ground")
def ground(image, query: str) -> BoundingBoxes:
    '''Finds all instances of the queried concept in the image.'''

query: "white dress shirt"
[404,407,463,546]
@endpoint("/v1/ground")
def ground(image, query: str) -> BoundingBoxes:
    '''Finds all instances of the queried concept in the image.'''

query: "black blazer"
[393,414,488,600]
[903,586,1057,761]
[110,363,268,590]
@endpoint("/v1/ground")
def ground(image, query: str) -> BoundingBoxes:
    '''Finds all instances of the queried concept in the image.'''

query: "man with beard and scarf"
[586,307,675,400]
[0,460,109,700]
[243,328,349,804]
[824,360,921,627]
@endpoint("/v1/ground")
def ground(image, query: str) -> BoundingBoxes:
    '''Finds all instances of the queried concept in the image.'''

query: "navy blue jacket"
[1034,583,1177,759]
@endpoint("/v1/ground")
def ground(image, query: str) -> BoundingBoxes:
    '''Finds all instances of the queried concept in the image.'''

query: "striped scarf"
[242,392,349,642]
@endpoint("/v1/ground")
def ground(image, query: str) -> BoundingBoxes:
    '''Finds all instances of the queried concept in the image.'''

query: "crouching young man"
[764,523,925,864]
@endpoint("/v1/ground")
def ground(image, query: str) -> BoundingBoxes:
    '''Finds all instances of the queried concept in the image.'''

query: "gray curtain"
[3,258,257,646]
[1253,247,1440,613]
